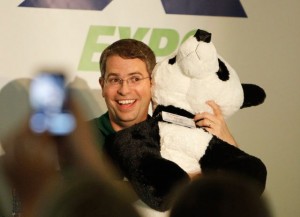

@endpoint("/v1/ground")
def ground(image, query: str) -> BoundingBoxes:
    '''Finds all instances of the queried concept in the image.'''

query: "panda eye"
[168,56,177,65]
[216,59,230,81]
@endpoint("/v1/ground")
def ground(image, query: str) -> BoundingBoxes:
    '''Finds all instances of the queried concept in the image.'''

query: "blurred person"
[39,175,141,217]
[0,78,31,150]
[0,75,136,217]
[170,174,272,217]
[0,162,12,217]
[0,78,31,217]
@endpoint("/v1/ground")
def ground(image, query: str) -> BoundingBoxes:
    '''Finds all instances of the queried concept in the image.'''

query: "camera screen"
[29,73,76,135]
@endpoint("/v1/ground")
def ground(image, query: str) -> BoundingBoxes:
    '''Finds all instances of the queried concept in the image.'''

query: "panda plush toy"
[104,29,267,212]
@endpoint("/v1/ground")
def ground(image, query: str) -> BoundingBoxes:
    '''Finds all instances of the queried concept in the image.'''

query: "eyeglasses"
[104,75,150,87]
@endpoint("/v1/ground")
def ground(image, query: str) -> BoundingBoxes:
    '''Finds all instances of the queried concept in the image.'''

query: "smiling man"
[100,55,152,131]
[89,39,156,147]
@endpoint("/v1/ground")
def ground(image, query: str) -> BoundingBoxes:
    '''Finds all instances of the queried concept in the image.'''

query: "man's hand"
[194,100,238,147]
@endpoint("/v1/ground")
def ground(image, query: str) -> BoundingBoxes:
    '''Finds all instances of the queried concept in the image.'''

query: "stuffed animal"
[104,29,267,212]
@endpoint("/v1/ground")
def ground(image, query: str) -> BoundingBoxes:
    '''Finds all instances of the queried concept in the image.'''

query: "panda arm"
[200,136,267,194]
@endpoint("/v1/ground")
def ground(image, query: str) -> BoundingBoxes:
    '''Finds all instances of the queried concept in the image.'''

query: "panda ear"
[194,29,211,43]
[241,84,266,109]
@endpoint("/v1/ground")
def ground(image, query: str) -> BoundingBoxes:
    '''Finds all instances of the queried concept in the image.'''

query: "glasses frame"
[103,75,150,87]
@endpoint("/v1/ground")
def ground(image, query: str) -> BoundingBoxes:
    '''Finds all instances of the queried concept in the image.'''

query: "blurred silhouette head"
[170,174,272,217]
[0,78,31,143]
[39,177,141,217]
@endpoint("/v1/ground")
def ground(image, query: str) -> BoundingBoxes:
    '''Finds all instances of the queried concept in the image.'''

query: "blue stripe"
[19,0,112,11]
[18,0,247,17]
[161,0,247,17]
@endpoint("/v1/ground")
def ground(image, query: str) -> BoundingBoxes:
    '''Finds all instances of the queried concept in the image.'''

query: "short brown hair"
[99,39,156,78]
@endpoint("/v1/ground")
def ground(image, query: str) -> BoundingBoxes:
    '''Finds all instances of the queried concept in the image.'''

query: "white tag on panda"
[162,111,196,128]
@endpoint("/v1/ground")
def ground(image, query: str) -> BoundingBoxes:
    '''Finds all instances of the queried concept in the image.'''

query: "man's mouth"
[117,99,136,105]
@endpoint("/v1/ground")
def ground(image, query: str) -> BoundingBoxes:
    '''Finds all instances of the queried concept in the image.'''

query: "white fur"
[159,122,212,173]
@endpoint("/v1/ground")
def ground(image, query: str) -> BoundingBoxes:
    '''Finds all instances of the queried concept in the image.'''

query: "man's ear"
[149,75,153,86]
[99,77,105,97]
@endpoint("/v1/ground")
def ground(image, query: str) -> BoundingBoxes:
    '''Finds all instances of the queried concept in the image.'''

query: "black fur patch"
[168,56,176,65]
[200,136,267,194]
[216,59,230,81]
[241,84,266,109]
[103,117,190,211]
[153,105,194,119]
[194,29,211,43]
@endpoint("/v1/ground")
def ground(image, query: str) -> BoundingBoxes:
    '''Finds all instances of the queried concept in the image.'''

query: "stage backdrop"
[1,1,300,217]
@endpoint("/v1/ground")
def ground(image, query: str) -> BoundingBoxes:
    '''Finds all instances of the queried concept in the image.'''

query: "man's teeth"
[118,100,135,105]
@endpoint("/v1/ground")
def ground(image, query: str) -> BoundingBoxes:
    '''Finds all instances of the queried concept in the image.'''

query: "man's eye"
[109,78,120,84]
[130,76,142,83]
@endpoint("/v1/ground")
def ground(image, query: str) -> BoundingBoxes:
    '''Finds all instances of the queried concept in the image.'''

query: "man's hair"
[99,39,156,78]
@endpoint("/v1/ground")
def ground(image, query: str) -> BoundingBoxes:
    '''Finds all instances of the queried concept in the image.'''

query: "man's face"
[100,55,152,131]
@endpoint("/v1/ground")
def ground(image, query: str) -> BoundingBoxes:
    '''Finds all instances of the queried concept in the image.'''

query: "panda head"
[151,29,266,119]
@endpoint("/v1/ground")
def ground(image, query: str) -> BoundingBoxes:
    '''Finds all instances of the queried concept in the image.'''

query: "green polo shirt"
[89,112,116,149]
[89,112,152,149]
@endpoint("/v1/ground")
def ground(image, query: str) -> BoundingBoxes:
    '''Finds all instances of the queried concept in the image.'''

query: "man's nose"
[117,80,131,95]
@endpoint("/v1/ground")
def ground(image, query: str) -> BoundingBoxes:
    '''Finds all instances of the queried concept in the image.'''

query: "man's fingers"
[206,100,221,116]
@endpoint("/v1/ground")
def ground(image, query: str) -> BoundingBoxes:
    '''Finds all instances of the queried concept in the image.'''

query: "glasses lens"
[106,77,121,85]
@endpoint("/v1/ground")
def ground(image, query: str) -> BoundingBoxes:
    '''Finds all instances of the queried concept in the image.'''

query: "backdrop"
[1,1,300,217]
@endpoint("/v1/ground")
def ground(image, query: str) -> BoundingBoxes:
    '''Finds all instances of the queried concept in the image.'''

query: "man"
[90,38,237,148]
